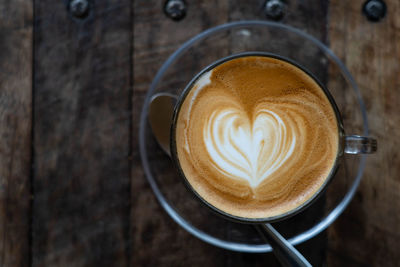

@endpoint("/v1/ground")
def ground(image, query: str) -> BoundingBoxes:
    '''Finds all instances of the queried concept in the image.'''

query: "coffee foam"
[175,56,339,219]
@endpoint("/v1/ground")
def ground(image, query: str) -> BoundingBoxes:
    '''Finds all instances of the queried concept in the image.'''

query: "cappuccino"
[173,55,339,220]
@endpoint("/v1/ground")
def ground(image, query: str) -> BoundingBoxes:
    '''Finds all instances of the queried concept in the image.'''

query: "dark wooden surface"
[327,1,400,266]
[0,1,32,266]
[33,0,132,266]
[0,0,399,266]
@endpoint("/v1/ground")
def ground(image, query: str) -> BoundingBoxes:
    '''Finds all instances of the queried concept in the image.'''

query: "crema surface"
[175,56,339,219]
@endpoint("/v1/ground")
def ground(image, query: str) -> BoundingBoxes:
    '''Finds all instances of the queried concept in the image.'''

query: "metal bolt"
[164,0,187,21]
[363,0,386,22]
[69,0,89,19]
[265,0,285,21]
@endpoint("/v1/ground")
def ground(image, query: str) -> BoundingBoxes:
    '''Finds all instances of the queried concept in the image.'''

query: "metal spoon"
[148,93,178,156]
[255,224,311,267]
[148,93,312,267]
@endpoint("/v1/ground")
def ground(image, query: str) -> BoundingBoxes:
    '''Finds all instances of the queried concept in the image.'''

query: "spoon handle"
[255,223,312,267]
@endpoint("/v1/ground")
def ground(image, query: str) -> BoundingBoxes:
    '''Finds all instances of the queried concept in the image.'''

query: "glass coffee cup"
[169,52,377,224]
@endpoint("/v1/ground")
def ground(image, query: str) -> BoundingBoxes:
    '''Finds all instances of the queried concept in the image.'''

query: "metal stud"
[265,0,285,21]
[69,0,89,19]
[164,0,187,21]
[363,0,387,22]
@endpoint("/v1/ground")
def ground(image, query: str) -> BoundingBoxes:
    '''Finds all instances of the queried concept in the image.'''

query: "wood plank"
[132,1,230,265]
[228,1,329,266]
[328,0,400,266]
[32,1,132,266]
[132,0,328,266]
[0,1,33,266]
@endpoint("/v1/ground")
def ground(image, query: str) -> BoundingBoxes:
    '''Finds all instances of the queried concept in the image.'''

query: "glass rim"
[139,20,368,253]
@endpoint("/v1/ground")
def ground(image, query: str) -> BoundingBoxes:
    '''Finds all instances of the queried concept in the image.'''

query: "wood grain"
[327,0,400,266]
[1,1,397,266]
[132,1,230,266]
[0,1,33,266]
[32,1,132,266]
[132,1,328,266]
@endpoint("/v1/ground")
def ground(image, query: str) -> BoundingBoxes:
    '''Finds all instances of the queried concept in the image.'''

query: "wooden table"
[1,0,399,266]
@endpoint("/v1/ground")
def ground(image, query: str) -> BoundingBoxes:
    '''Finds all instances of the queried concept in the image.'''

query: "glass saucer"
[139,21,368,253]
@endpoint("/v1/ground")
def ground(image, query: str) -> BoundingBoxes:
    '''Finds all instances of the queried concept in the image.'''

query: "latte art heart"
[204,107,296,188]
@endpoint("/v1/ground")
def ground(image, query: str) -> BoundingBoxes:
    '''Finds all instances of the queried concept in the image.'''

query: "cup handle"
[344,135,377,154]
